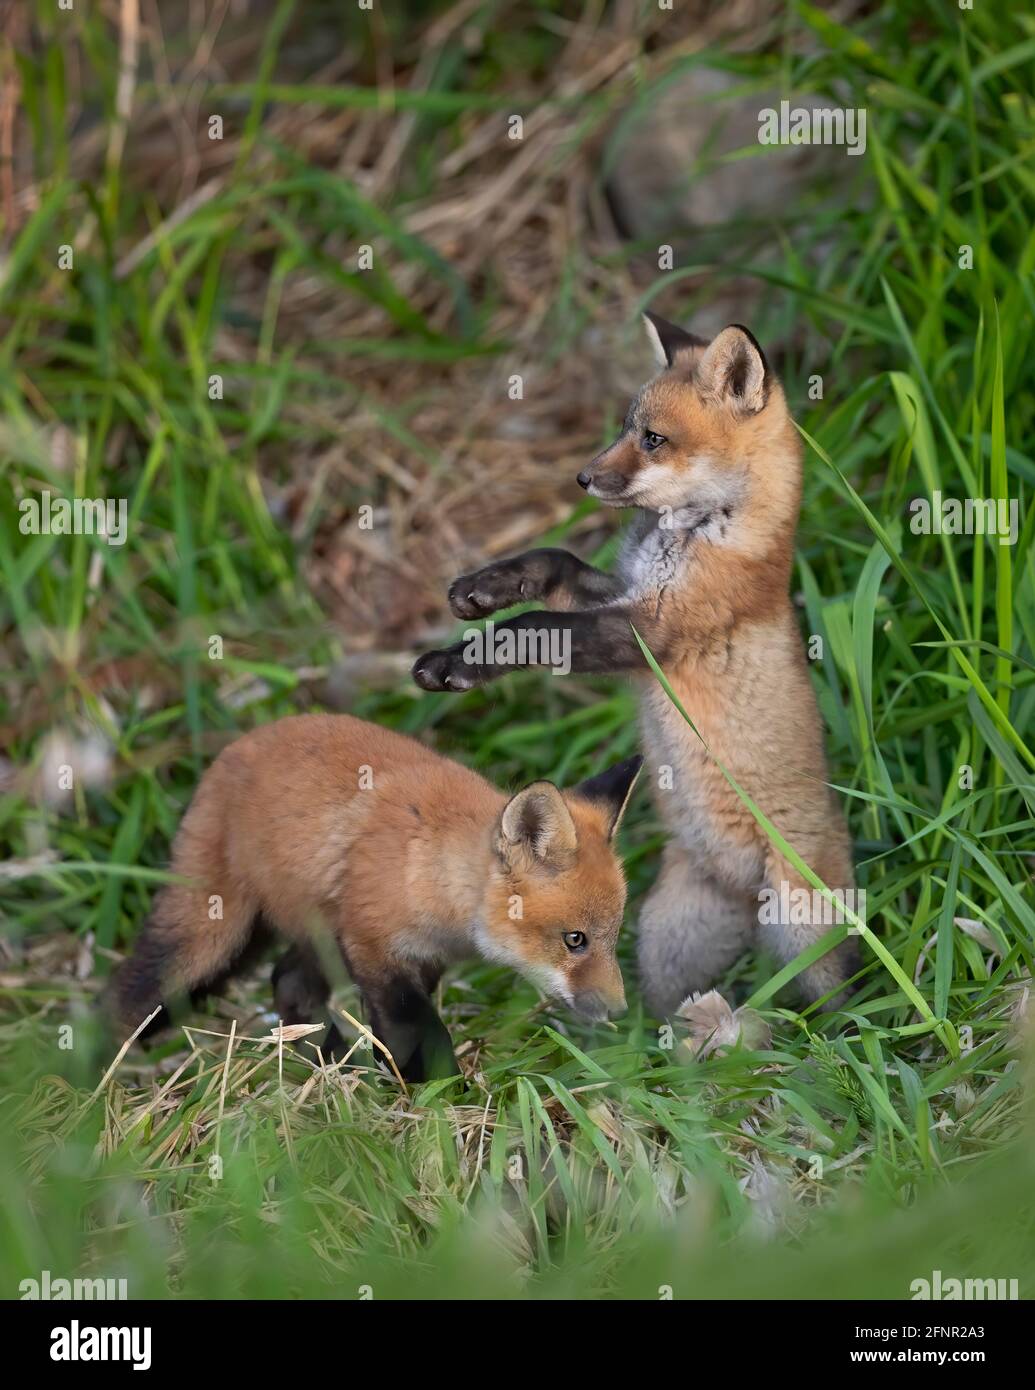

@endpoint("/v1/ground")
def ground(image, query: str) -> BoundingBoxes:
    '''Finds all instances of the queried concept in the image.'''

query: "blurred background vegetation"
[0,0,1033,1299]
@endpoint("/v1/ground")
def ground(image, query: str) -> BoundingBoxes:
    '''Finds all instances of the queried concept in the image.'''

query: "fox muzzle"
[572,987,627,1022]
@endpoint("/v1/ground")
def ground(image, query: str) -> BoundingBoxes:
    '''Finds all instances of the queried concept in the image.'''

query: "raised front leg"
[448,548,624,619]
[413,606,659,692]
[361,970,458,1083]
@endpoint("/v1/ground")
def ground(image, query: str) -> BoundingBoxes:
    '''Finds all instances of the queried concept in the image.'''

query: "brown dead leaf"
[585,1100,624,1144]
[257,1023,326,1044]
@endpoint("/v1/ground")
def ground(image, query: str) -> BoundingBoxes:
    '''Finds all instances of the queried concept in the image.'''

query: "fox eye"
[563,930,587,952]
[642,430,666,451]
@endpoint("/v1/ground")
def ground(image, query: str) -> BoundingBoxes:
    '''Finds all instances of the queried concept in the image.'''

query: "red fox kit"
[109,713,641,1081]
[414,314,858,1014]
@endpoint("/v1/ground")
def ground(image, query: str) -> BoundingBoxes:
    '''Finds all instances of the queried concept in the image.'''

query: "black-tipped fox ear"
[498,781,578,868]
[575,754,643,839]
[697,324,770,413]
[642,311,707,370]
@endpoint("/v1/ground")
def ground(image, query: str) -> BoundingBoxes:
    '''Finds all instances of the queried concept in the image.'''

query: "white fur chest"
[617,524,693,600]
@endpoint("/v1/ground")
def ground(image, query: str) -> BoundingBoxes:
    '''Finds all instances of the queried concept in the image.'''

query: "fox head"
[479,755,643,1021]
[576,313,799,527]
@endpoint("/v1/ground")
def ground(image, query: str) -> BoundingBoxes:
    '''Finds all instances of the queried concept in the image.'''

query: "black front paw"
[448,563,530,619]
[412,646,486,692]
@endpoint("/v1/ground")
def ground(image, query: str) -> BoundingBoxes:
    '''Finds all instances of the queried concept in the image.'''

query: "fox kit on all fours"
[109,713,642,1081]
[414,313,859,1015]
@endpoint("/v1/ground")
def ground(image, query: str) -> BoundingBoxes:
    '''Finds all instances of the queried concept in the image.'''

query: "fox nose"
[574,989,627,1022]
[576,470,592,490]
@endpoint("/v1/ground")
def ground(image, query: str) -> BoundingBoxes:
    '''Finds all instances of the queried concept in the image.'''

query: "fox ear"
[574,754,643,839]
[498,781,577,868]
[642,311,707,369]
[697,324,769,413]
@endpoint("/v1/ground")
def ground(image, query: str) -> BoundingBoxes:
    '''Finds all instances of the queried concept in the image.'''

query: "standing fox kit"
[110,714,641,1081]
[414,314,858,1013]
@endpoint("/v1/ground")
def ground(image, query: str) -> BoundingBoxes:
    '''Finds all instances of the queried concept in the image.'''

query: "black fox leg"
[272,944,331,1022]
[359,971,457,1083]
[413,607,660,692]
[448,549,624,619]
[273,938,359,1061]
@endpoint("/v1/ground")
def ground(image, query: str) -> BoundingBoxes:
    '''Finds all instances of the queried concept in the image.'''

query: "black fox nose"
[576,470,592,490]
[572,989,624,1022]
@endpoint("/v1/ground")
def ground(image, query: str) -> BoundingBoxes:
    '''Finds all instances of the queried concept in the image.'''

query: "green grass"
[1,0,1033,1299]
